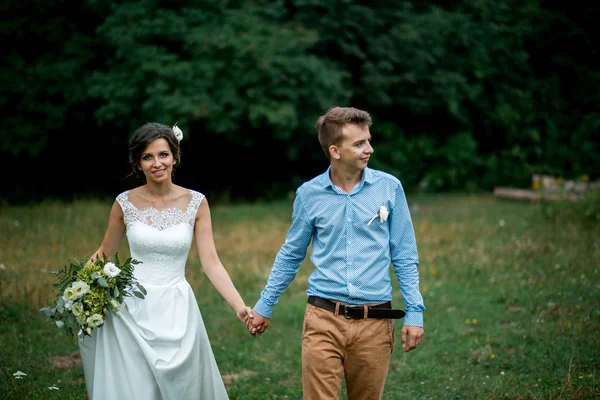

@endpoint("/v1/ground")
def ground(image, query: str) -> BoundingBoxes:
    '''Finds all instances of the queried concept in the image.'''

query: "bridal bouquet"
[39,253,146,337]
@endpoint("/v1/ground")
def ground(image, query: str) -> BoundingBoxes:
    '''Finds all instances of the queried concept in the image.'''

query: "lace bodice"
[116,190,205,285]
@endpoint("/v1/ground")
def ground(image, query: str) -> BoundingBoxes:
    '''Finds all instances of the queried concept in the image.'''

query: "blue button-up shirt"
[254,167,425,326]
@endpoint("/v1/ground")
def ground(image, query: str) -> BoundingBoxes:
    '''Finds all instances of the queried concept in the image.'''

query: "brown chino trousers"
[301,302,396,400]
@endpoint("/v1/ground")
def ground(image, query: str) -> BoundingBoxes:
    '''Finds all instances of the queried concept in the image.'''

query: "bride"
[78,122,252,399]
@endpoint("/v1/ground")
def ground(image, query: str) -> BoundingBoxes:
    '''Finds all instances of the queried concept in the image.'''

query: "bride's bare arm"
[194,198,251,323]
[88,201,126,262]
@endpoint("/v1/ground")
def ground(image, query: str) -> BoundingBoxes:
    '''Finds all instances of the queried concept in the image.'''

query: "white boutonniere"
[172,124,183,142]
[368,205,389,225]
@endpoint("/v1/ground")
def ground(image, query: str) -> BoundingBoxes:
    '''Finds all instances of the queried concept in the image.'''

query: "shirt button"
[348,261,353,265]
[347,240,351,244]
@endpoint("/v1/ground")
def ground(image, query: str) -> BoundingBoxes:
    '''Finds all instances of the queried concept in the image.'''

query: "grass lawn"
[0,193,598,399]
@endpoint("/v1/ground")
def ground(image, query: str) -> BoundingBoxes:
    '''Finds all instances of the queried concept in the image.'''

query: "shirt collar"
[320,166,374,191]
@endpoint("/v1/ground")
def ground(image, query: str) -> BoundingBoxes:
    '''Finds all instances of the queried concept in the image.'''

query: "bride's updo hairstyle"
[129,122,182,179]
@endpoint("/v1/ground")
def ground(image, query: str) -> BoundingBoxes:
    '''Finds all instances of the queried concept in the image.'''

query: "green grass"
[0,193,598,399]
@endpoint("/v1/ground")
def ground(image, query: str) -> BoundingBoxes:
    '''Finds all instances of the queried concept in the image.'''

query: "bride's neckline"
[124,189,194,214]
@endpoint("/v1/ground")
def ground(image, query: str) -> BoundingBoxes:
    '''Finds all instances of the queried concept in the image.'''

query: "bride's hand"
[236,306,254,325]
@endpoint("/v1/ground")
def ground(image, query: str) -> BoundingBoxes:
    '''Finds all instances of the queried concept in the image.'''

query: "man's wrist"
[253,299,273,318]
[403,311,423,327]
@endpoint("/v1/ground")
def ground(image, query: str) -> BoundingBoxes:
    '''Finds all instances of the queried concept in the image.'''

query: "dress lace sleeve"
[115,191,135,225]
[186,190,205,226]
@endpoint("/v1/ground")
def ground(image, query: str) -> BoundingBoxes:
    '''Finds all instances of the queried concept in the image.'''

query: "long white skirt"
[78,280,229,400]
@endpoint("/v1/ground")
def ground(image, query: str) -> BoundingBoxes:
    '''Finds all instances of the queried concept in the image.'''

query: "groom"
[248,106,426,400]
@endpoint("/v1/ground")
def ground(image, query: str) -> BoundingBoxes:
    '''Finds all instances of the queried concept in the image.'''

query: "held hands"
[236,306,254,325]
[236,305,270,337]
[246,309,270,337]
[401,325,424,352]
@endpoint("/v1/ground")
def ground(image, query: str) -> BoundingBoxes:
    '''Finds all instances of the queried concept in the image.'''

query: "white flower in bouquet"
[87,314,104,328]
[103,262,121,278]
[62,287,77,309]
[71,280,90,297]
[76,314,87,326]
[39,253,146,338]
[71,302,84,317]
[109,298,120,310]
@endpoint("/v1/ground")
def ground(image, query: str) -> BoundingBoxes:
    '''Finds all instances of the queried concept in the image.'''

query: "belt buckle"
[343,306,352,319]
[343,306,360,319]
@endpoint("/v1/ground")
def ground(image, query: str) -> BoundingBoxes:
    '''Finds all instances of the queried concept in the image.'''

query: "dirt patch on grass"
[51,350,81,369]
[222,369,257,385]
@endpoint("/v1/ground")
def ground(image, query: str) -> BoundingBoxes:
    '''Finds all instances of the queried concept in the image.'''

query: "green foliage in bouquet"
[39,253,146,337]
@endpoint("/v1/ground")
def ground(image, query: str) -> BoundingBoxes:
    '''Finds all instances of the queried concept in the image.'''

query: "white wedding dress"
[78,189,229,400]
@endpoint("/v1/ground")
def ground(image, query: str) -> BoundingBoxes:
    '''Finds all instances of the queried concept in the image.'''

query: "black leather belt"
[308,296,406,319]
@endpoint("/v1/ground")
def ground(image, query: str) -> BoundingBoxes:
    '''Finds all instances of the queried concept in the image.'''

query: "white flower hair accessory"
[368,205,389,225]
[172,124,183,142]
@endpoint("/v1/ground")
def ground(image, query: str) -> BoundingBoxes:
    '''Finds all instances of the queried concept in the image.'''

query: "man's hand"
[247,309,270,337]
[401,325,424,352]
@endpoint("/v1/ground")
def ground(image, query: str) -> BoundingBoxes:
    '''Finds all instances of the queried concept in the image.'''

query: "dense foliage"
[1,0,598,202]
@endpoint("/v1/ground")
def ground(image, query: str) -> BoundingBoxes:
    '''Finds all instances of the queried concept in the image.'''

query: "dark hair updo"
[128,122,182,179]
